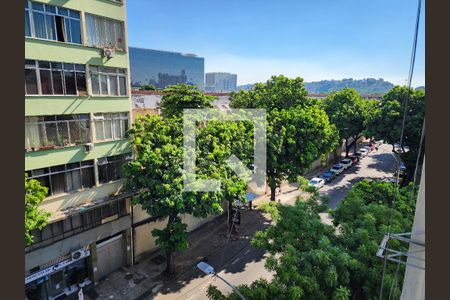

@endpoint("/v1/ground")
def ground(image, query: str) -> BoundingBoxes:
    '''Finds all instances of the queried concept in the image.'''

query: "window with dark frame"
[98,154,132,184]
[25,60,87,96]
[27,160,95,197]
[25,1,81,44]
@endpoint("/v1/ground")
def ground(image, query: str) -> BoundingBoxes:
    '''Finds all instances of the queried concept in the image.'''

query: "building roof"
[131,90,231,96]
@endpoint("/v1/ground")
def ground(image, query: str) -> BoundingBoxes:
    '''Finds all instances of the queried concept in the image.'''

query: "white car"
[363,145,372,152]
[357,148,369,157]
[330,164,345,175]
[340,158,353,169]
[394,143,410,154]
[308,177,325,189]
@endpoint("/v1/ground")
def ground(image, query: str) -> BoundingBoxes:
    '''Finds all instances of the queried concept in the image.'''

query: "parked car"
[363,145,372,152]
[309,177,325,189]
[370,143,378,151]
[394,143,410,154]
[321,170,337,183]
[330,164,345,175]
[353,152,363,160]
[348,154,359,164]
[357,148,369,157]
[340,158,353,169]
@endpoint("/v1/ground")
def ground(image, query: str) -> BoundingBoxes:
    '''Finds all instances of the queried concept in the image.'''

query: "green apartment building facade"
[25,1,133,299]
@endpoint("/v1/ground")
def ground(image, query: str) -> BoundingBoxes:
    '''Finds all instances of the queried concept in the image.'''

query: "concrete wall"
[26,140,131,171]
[25,215,131,272]
[132,205,217,262]
[400,158,425,300]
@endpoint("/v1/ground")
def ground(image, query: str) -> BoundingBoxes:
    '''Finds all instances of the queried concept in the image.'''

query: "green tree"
[208,200,357,300]
[207,180,416,300]
[230,76,338,200]
[124,114,253,275]
[196,119,254,232]
[365,86,425,182]
[332,180,416,299]
[323,88,370,156]
[141,84,157,91]
[124,115,221,275]
[25,174,50,246]
[160,84,216,118]
[229,75,313,110]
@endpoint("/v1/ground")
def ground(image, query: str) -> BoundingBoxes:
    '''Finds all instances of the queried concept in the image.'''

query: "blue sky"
[126,0,425,87]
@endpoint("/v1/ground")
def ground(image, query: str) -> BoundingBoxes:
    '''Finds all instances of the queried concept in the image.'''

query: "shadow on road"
[153,208,271,297]
[366,152,397,173]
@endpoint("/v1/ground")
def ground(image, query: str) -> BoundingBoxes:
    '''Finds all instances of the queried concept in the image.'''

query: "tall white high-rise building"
[205,72,237,92]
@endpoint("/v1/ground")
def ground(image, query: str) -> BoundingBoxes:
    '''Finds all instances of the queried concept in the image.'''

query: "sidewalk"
[84,182,306,300]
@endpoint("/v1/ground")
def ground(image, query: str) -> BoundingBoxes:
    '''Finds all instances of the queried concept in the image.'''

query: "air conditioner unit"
[84,143,94,153]
[102,47,115,58]
[71,250,83,260]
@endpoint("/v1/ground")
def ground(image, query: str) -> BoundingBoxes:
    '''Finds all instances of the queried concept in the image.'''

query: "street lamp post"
[196,261,247,300]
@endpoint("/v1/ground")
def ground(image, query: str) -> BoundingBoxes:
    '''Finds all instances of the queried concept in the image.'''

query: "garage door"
[96,234,125,279]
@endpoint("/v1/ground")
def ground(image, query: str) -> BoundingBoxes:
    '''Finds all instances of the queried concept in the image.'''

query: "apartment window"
[25,60,87,96]
[26,161,95,196]
[93,112,129,141]
[85,13,125,50]
[25,1,81,44]
[25,114,90,151]
[98,154,131,184]
[89,66,127,96]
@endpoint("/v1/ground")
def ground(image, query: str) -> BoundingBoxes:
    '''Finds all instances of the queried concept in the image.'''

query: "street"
[90,143,396,300]
[319,143,396,209]
[148,143,396,300]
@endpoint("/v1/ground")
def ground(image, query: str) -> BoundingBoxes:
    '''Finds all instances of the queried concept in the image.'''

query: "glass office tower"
[129,47,205,90]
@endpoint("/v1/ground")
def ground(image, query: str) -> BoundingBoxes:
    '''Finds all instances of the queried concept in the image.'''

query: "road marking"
[244,249,251,255]
[231,258,240,265]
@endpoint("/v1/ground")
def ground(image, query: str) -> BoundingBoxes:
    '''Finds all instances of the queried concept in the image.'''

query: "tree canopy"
[230,75,338,200]
[125,101,254,275]
[207,180,416,300]
[25,174,50,246]
[160,84,216,118]
[365,86,425,181]
[331,180,415,299]
[323,88,370,155]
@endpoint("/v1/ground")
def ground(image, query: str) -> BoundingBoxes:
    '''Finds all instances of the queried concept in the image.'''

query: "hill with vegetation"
[238,78,395,94]
[304,78,394,94]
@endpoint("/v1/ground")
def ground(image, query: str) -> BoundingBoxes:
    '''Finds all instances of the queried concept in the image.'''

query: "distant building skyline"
[129,47,205,90]
[205,72,237,92]
[127,0,424,87]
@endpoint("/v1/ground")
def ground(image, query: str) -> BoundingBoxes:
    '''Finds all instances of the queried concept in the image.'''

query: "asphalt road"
[150,143,396,300]
[318,143,397,209]
[152,244,272,300]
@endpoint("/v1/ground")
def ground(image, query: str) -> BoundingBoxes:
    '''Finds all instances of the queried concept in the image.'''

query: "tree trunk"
[228,201,238,234]
[165,250,175,276]
[267,174,277,201]
[353,136,358,154]
[270,184,276,201]
[345,139,350,157]
[164,214,177,276]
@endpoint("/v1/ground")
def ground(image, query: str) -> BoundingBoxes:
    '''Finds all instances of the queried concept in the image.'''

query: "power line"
[378,0,422,299]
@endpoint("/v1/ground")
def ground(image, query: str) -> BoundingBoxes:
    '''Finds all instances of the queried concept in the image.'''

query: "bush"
[259,201,280,221]
[304,185,317,193]
[297,175,309,190]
